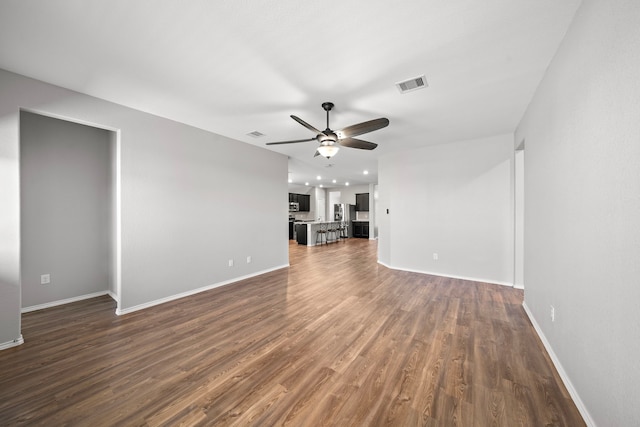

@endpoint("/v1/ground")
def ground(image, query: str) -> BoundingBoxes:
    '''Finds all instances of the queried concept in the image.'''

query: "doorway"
[20,111,119,310]
[328,191,341,220]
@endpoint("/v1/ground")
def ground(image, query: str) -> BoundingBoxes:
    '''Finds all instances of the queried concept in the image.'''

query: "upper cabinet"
[355,193,369,211]
[289,193,311,212]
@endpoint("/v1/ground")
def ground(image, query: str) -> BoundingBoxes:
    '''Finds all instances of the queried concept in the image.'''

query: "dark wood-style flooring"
[0,239,584,426]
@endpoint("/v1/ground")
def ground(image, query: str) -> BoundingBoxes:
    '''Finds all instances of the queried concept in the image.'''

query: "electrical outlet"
[246,256,251,264]
[433,253,439,261]
[228,259,234,267]
[550,305,555,322]
[40,274,51,285]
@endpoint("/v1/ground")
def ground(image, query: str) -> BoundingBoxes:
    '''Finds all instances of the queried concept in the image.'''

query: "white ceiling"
[0,0,581,188]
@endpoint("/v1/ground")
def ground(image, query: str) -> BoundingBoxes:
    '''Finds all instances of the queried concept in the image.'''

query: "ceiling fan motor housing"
[318,132,338,145]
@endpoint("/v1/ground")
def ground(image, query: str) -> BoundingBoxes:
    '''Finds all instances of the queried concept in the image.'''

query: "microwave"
[289,202,299,212]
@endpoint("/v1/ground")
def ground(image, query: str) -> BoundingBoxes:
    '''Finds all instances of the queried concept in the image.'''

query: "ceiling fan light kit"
[317,144,339,158]
[266,102,389,158]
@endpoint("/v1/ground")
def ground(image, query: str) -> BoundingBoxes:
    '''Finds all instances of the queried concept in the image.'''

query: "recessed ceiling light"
[316,175,322,180]
[305,182,309,186]
[288,179,292,183]
[332,179,336,183]
[345,182,349,186]
[363,170,369,175]
[319,184,323,188]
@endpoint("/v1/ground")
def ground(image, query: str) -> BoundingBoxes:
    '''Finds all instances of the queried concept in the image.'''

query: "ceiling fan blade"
[291,115,323,135]
[266,137,316,145]
[338,137,378,150]
[314,150,320,157]
[336,118,389,139]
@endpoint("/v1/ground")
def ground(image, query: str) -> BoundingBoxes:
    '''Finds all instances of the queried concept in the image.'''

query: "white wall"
[515,0,640,425]
[20,112,112,308]
[378,134,514,285]
[0,69,288,347]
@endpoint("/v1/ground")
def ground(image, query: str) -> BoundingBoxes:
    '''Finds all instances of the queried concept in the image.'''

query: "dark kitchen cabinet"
[289,193,310,211]
[295,224,308,245]
[352,221,369,238]
[355,193,369,212]
[299,194,310,212]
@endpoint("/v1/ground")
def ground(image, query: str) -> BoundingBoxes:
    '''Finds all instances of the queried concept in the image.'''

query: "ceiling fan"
[266,102,389,158]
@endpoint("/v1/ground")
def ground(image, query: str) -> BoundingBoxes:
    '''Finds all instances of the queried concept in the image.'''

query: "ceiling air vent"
[247,131,265,137]
[395,75,428,94]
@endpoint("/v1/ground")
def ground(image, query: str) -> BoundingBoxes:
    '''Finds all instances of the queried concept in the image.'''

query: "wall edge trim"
[116,264,290,316]
[0,335,24,351]
[521,301,595,427]
[377,261,513,287]
[21,291,110,313]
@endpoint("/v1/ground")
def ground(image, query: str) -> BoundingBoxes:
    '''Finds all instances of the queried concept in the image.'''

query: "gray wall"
[0,68,288,347]
[20,112,112,308]
[515,0,640,424]
[378,134,514,285]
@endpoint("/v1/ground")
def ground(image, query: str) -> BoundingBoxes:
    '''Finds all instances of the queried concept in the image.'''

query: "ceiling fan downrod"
[321,102,334,131]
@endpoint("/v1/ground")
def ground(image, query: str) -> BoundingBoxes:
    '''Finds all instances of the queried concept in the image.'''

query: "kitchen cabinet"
[289,193,310,211]
[295,224,308,245]
[355,193,369,212]
[352,221,369,238]
[300,194,310,212]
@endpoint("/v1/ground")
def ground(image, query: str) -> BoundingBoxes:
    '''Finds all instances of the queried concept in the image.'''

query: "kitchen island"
[295,221,347,246]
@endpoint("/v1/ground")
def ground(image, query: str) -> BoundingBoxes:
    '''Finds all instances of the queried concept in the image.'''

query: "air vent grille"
[247,131,265,137]
[395,75,428,93]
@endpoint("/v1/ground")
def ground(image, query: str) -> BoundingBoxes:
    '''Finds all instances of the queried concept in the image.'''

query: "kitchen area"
[288,188,374,246]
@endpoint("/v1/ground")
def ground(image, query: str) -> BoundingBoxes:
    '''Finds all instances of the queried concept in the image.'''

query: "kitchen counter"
[295,221,346,246]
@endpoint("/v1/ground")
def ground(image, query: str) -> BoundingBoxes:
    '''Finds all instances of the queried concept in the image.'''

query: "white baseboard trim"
[116,264,290,316]
[377,261,513,288]
[513,284,525,290]
[21,291,110,313]
[0,335,24,350]
[107,290,119,303]
[521,302,595,427]
[377,260,392,269]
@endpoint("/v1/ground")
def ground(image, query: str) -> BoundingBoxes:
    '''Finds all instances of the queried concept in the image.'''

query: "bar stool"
[315,222,328,245]
[327,222,338,243]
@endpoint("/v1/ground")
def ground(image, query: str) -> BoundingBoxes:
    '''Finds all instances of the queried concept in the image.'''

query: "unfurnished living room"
[0,1,638,426]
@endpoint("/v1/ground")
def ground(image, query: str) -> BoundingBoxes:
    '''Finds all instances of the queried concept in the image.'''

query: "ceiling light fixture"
[316,175,322,180]
[363,170,369,175]
[317,144,339,159]
[305,182,309,186]
[345,182,349,186]
[332,179,337,183]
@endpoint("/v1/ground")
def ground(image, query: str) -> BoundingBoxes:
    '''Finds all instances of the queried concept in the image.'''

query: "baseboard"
[116,264,290,316]
[107,290,119,303]
[377,261,513,288]
[377,259,392,269]
[521,302,595,427]
[0,335,24,350]
[513,284,525,290]
[21,291,110,313]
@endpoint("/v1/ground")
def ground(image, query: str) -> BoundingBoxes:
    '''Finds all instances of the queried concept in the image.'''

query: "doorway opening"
[19,110,120,313]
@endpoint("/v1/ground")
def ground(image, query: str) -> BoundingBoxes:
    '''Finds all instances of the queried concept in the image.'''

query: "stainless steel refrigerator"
[333,204,356,237]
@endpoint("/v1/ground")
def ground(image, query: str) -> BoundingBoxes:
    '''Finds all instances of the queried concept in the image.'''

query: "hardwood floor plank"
[0,239,585,426]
